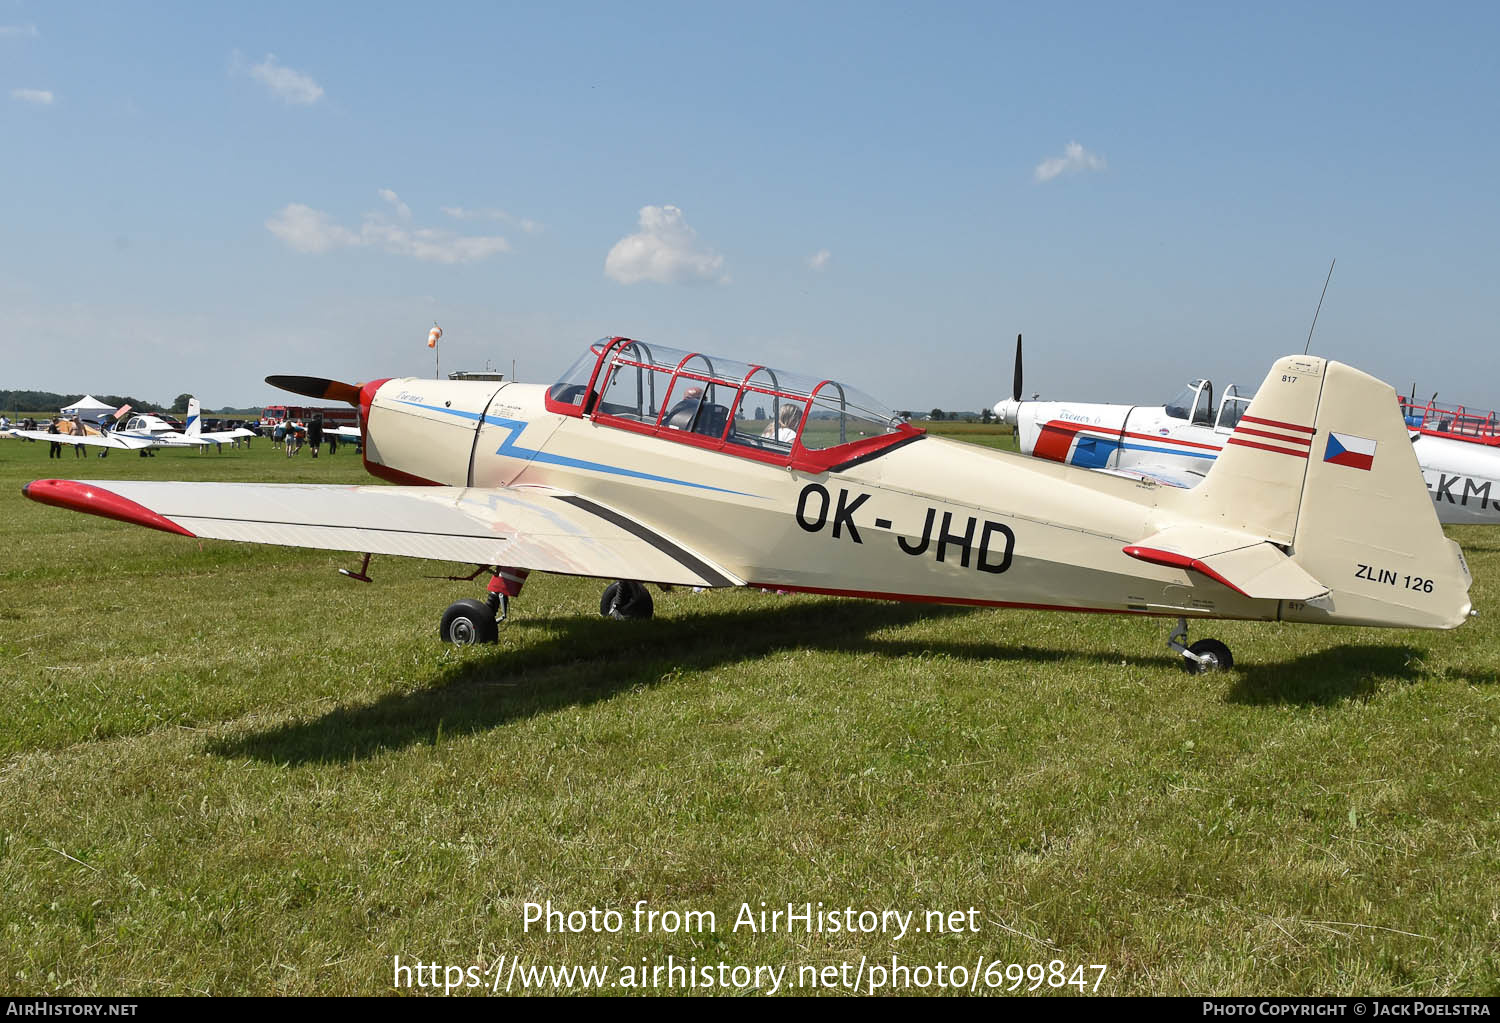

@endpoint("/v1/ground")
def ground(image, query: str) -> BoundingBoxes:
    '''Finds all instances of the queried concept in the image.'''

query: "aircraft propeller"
[1010,334,1023,450]
[265,375,363,407]
[1012,333,1024,405]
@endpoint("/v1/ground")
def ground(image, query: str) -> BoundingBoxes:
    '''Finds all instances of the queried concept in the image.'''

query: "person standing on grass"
[309,414,323,459]
[47,418,62,459]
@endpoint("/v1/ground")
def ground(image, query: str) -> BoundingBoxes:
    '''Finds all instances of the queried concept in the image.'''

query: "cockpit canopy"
[547,337,919,470]
[1165,379,1254,431]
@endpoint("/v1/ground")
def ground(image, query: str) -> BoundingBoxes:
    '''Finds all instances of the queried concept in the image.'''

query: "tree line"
[0,390,262,416]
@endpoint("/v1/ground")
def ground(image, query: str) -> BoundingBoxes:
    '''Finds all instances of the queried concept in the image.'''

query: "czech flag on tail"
[1324,431,1377,470]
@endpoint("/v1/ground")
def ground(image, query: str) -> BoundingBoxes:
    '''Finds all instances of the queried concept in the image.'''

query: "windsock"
[427,324,443,349]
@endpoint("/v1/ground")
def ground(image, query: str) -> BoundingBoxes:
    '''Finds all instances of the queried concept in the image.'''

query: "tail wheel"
[1182,638,1233,674]
[600,581,654,620]
[439,599,499,645]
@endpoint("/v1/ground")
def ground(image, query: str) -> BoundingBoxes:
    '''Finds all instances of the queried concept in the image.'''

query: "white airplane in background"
[6,398,254,454]
[180,399,257,447]
[23,335,1473,673]
[992,338,1500,526]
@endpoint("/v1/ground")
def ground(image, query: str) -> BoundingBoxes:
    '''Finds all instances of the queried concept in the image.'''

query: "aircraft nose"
[992,399,1021,426]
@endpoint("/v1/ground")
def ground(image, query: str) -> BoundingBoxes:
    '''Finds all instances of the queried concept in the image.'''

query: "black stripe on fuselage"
[553,494,735,587]
[825,432,927,473]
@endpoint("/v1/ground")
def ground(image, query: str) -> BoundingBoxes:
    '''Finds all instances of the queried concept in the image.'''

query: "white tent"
[60,395,115,421]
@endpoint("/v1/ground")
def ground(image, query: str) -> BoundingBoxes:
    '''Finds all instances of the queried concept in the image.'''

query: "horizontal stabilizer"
[1124,524,1329,602]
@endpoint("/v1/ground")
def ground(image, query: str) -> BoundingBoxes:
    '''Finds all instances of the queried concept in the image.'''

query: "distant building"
[448,370,506,382]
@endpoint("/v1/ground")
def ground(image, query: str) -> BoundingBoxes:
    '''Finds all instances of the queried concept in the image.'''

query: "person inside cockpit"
[762,403,802,444]
[664,386,705,430]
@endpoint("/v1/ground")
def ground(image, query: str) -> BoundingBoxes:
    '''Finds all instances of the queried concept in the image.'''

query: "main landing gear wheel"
[1167,616,1234,674]
[600,581,654,620]
[439,599,499,645]
[1183,639,1233,674]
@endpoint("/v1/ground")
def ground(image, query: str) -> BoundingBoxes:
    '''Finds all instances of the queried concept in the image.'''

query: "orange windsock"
[427,324,443,349]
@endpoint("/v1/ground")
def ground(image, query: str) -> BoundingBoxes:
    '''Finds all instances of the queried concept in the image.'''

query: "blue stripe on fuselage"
[1117,442,1219,461]
[394,400,763,498]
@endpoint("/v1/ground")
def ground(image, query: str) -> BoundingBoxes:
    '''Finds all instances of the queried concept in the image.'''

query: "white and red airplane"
[23,337,1474,672]
[992,339,1500,526]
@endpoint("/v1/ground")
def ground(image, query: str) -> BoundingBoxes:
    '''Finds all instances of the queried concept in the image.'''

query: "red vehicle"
[259,404,361,431]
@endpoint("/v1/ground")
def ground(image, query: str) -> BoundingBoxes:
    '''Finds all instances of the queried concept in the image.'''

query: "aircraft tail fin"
[186,398,200,437]
[1188,355,1470,628]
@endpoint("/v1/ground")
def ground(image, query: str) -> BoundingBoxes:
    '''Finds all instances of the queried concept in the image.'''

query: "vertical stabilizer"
[1289,360,1470,628]
[1189,356,1325,544]
[1184,355,1470,629]
[186,398,200,438]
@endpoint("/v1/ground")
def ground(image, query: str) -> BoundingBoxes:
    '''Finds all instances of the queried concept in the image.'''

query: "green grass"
[0,435,1497,995]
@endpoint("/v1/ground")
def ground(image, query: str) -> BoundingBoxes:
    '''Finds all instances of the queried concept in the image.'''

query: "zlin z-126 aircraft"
[993,338,1500,525]
[23,337,1474,672]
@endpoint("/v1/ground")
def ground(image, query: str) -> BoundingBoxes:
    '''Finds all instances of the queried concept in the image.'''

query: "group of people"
[0,415,46,434]
[273,415,336,459]
[0,415,88,459]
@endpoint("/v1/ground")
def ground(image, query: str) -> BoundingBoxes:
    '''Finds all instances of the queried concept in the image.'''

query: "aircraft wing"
[7,430,156,450]
[194,428,257,443]
[1097,462,1208,490]
[1124,523,1330,602]
[23,479,742,588]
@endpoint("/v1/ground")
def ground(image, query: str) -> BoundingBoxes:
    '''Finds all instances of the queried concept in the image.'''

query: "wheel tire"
[1182,638,1234,674]
[439,599,499,645]
[600,581,654,620]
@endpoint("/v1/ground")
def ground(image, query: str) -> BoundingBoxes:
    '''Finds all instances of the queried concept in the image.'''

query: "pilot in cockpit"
[664,386,704,430]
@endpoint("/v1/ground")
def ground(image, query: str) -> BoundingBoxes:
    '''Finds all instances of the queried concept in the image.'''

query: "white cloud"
[246,53,324,105]
[378,188,412,220]
[11,88,53,105]
[265,203,359,253]
[0,24,39,37]
[441,206,544,233]
[1033,141,1106,183]
[807,249,831,271]
[604,204,726,285]
[266,192,510,263]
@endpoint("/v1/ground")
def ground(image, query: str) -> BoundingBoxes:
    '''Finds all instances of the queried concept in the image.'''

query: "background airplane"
[992,338,1500,525]
[5,397,254,454]
[24,338,1473,672]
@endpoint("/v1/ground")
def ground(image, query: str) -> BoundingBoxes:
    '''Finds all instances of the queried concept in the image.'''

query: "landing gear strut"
[1167,616,1234,674]
[600,580,653,620]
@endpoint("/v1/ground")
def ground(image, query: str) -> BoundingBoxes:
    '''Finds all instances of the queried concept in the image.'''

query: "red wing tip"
[23,478,196,538]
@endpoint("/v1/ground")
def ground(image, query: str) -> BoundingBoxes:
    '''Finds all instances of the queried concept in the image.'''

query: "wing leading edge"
[22,479,741,588]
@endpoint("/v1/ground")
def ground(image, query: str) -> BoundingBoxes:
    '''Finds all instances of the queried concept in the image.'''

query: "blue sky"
[3,1,1497,412]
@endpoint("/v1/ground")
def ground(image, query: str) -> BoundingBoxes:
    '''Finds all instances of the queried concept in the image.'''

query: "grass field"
[1,431,1497,996]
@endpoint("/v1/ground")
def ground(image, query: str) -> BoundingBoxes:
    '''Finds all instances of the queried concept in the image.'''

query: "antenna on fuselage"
[1303,258,1336,355]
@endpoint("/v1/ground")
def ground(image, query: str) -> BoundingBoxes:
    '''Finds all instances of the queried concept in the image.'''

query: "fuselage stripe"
[393,400,764,498]
[1226,437,1310,458]
[1241,415,1316,434]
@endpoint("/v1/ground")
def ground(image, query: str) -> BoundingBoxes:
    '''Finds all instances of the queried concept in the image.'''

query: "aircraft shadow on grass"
[208,598,1491,765]
[1228,643,1496,707]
